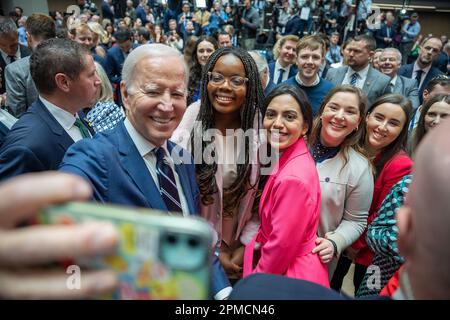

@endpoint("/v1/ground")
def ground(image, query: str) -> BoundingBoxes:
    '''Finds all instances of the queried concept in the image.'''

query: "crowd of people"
[0,0,449,300]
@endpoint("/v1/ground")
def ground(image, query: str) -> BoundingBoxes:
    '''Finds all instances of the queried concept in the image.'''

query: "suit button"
[325,177,330,182]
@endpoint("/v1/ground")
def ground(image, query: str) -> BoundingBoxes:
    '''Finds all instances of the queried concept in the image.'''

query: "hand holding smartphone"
[40,202,213,300]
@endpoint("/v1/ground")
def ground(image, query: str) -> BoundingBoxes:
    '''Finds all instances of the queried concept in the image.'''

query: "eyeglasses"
[207,72,248,88]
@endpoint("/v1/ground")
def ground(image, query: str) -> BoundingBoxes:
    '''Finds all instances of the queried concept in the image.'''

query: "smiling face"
[278,40,297,67]
[121,55,187,147]
[380,50,401,78]
[320,92,361,147]
[196,40,216,66]
[264,94,308,151]
[207,54,247,118]
[297,46,323,83]
[424,101,450,132]
[366,102,407,154]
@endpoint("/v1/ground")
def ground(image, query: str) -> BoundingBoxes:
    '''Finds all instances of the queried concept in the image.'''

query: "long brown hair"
[413,94,450,152]
[309,85,368,168]
[364,94,412,176]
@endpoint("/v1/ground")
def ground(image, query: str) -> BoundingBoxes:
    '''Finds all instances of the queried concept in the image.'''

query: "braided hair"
[191,46,264,217]
[187,36,218,105]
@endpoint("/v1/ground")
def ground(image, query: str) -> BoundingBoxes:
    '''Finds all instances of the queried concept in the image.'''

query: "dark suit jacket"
[283,15,301,36]
[0,98,86,181]
[374,23,396,49]
[267,61,298,88]
[230,273,391,300]
[59,121,230,296]
[231,273,349,300]
[0,44,30,94]
[398,63,444,103]
[325,65,391,108]
[106,44,138,105]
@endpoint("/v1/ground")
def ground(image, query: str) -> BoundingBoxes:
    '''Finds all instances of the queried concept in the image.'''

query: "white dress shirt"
[0,48,21,64]
[343,64,371,89]
[412,61,432,89]
[39,96,86,142]
[273,60,293,85]
[124,118,189,216]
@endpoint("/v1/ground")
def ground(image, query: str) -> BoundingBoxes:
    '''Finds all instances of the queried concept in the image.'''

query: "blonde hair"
[95,62,114,102]
[273,34,300,60]
[88,21,109,45]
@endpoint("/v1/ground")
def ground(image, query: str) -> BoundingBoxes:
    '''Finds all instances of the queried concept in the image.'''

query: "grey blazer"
[392,75,420,110]
[325,65,392,108]
[5,56,38,118]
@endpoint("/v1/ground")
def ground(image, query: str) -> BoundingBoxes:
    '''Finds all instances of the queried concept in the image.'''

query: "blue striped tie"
[154,147,182,213]
[350,72,359,87]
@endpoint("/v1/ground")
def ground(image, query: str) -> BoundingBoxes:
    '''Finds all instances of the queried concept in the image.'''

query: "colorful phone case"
[40,202,212,300]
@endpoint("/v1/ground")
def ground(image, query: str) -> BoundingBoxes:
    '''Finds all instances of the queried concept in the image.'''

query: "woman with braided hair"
[172,47,264,282]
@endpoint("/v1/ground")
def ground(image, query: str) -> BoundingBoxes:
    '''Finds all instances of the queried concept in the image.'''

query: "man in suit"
[398,37,443,104]
[0,16,30,97]
[326,34,391,108]
[5,13,56,118]
[374,11,396,49]
[106,27,138,106]
[266,35,299,93]
[379,48,420,109]
[0,38,100,181]
[232,117,450,300]
[59,44,231,300]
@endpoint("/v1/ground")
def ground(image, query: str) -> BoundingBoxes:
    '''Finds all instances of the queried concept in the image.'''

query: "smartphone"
[39,202,212,300]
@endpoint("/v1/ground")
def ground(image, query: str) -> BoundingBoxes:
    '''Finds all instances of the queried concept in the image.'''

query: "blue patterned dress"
[356,175,412,297]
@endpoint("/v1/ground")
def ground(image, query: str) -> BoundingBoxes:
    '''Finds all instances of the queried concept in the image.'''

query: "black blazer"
[398,63,444,103]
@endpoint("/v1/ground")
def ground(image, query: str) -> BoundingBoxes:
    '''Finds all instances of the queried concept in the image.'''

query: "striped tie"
[350,72,359,87]
[154,147,182,213]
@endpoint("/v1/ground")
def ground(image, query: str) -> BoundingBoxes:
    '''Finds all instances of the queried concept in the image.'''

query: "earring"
[354,126,359,131]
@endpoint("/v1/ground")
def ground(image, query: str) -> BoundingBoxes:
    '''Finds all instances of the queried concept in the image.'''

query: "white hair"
[248,50,268,75]
[122,43,188,93]
[382,47,402,62]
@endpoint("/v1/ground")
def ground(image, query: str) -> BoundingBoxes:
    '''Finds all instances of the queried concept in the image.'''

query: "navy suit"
[283,15,301,36]
[374,23,396,49]
[266,62,298,94]
[0,98,91,182]
[106,43,139,105]
[230,273,391,300]
[59,121,230,297]
[398,63,443,104]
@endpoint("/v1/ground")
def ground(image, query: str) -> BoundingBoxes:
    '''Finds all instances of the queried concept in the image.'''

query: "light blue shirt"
[402,22,421,43]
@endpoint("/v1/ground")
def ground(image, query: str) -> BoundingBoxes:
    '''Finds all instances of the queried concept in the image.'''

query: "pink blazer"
[243,138,329,287]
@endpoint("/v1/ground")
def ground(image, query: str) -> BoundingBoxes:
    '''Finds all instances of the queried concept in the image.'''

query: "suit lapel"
[34,99,74,151]
[116,122,166,210]
[394,76,404,94]
[363,67,376,92]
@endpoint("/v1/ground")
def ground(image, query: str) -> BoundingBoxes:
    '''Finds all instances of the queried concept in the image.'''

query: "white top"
[316,148,374,256]
[273,59,293,85]
[342,64,371,89]
[40,96,85,142]
[124,118,189,216]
